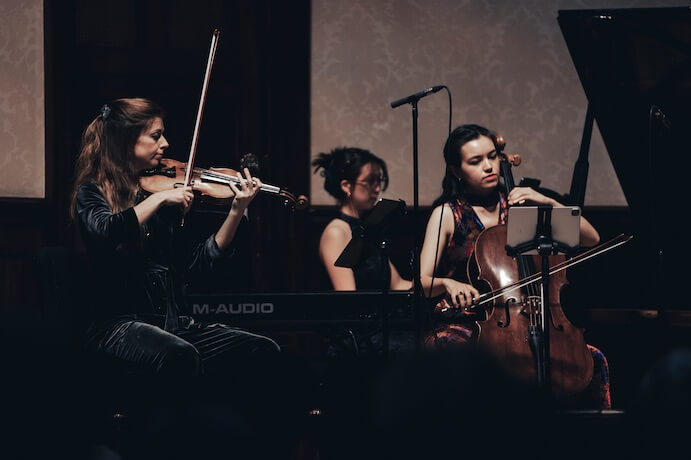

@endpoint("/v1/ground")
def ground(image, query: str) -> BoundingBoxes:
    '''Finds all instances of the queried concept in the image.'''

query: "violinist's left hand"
[228,167,263,214]
[215,167,263,250]
[508,187,559,207]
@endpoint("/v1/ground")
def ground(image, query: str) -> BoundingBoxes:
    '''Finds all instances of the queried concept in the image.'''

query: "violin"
[139,158,308,210]
[137,29,308,212]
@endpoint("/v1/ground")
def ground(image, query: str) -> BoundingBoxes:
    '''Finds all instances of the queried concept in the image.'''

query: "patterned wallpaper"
[311,0,687,206]
[0,1,683,203]
[0,0,44,199]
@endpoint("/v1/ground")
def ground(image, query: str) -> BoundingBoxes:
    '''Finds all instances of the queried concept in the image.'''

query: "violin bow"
[180,29,220,224]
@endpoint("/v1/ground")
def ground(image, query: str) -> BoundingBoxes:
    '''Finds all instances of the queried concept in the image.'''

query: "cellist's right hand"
[441,279,481,309]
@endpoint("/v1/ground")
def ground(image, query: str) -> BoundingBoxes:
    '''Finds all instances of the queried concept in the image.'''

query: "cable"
[427,205,445,305]
[444,86,452,134]
[421,86,453,343]
[426,86,453,307]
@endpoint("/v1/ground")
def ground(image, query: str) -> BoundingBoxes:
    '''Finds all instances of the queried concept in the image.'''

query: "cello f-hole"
[498,298,515,328]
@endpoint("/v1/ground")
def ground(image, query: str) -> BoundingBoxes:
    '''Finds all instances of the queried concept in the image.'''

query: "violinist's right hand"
[154,186,195,214]
[441,279,481,309]
[134,186,194,226]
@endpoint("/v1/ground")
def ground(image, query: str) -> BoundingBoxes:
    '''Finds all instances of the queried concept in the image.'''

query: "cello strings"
[465,234,631,310]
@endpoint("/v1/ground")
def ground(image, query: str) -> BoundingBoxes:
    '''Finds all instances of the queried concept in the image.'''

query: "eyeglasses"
[355,177,385,189]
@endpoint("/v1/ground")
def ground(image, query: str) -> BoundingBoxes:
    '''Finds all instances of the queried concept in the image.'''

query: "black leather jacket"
[75,181,234,331]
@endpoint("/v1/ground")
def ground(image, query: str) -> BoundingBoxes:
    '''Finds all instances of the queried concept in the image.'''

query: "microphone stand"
[391,86,444,348]
[391,98,422,347]
[410,101,422,347]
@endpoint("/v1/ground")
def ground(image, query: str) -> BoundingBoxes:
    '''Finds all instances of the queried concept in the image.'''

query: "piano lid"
[559,7,690,212]
[558,8,691,309]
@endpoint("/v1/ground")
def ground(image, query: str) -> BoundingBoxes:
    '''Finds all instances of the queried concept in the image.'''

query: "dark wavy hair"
[312,146,389,202]
[70,98,165,217]
[433,124,499,207]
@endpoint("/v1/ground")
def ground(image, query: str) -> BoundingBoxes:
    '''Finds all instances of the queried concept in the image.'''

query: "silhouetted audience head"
[318,346,552,459]
[629,347,691,457]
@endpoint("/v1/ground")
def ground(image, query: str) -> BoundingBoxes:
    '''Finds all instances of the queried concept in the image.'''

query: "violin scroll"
[293,194,310,210]
[278,189,309,211]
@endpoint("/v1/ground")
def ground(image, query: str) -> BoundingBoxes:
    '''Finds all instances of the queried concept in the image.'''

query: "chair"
[33,246,132,454]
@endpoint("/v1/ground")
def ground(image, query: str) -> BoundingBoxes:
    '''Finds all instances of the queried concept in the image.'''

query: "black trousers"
[84,317,315,459]
[86,315,280,376]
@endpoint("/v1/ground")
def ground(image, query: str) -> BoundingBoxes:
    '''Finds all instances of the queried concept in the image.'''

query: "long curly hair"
[70,98,164,216]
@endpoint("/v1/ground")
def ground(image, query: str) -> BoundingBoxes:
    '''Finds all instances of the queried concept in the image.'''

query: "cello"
[468,136,593,399]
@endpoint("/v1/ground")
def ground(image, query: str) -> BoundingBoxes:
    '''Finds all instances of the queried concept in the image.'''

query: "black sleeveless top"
[335,212,391,291]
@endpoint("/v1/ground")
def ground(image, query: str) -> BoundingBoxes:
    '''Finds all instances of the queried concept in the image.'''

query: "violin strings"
[195,168,278,193]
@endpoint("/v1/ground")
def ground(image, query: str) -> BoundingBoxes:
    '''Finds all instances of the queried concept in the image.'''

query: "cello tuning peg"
[506,153,521,166]
[495,135,506,150]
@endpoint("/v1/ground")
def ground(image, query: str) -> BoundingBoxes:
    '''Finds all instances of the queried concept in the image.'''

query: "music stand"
[505,205,581,390]
[335,198,406,359]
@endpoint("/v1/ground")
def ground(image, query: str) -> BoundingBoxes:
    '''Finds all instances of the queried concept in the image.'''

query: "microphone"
[390,85,445,108]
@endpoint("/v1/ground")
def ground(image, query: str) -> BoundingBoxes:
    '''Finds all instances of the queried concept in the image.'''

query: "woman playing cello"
[419,124,610,409]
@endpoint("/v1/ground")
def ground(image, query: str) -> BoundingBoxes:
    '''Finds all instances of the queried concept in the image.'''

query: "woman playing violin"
[419,124,610,409]
[71,98,279,376]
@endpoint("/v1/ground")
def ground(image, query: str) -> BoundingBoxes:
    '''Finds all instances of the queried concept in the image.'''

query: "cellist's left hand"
[508,187,559,207]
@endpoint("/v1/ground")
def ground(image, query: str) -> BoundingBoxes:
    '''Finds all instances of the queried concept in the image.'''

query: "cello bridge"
[519,296,542,316]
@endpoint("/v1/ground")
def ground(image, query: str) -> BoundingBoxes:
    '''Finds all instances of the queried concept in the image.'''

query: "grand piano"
[557,8,691,407]
[558,7,690,317]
